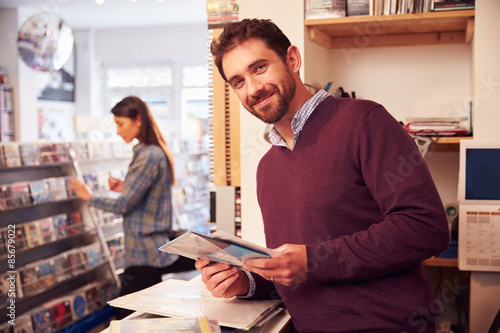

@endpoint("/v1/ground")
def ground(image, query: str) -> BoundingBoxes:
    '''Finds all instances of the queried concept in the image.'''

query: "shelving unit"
[0,142,119,332]
[305,10,475,49]
[170,138,211,232]
[0,84,14,142]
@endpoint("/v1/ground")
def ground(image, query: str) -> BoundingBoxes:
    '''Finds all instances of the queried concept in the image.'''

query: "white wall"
[91,24,207,126]
[238,0,306,246]
[1,5,208,142]
[469,0,500,331]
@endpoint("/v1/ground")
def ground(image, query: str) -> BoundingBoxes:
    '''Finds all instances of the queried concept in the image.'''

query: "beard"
[246,70,297,124]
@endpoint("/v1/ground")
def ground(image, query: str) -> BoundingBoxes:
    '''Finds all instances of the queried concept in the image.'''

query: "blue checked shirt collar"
[268,89,329,149]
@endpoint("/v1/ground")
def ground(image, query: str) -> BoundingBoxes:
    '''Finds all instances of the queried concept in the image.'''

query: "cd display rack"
[0,141,120,332]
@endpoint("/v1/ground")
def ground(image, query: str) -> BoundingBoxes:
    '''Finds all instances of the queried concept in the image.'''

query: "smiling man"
[195,18,450,333]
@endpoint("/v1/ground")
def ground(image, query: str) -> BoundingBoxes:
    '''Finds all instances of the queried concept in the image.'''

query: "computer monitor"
[457,140,500,272]
[458,140,500,205]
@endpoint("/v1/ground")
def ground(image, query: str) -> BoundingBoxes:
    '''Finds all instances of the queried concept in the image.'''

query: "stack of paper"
[405,116,469,136]
[109,316,220,333]
[108,279,282,331]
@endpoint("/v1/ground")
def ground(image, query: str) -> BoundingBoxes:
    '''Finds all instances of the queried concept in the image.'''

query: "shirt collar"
[269,89,329,148]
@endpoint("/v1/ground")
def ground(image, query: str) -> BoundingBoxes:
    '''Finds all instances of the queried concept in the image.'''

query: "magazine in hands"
[159,230,283,267]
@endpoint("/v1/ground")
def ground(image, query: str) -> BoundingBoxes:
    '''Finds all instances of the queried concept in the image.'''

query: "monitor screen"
[465,148,500,200]
[458,140,500,204]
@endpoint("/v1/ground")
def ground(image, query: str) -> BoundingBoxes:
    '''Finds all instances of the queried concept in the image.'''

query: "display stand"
[0,142,120,332]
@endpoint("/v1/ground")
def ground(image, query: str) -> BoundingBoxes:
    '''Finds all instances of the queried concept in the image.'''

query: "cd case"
[159,230,283,268]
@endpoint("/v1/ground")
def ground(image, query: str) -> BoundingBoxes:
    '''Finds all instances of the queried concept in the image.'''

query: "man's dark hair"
[211,18,292,82]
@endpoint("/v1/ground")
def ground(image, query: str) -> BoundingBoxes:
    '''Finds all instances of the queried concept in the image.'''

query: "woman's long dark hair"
[111,96,176,184]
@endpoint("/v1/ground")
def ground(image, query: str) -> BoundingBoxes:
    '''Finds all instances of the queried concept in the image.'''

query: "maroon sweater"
[254,97,449,332]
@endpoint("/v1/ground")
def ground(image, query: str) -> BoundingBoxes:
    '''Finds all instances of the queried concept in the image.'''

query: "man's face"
[222,38,297,124]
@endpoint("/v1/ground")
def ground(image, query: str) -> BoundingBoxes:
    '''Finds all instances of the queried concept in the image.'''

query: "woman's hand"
[108,177,124,192]
[195,258,250,298]
[68,178,93,202]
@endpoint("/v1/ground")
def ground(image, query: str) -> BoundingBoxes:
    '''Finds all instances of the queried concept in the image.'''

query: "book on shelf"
[52,213,69,238]
[67,211,83,235]
[30,307,53,333]
[24,221,43,248]
[70,291,88,320]
[83,173,99,191]
[19,143,41,166]
[13,314,33,333]
[1,112,13,132]
[40,143,56,164]
[39,217,56,244]
[2,143,22,167]
[70,141,89,160]
[1,86,12,110]
[15,225,28,251]
[0,146,4,168]
[305,0,346,19]
[47,177,69,201]
[38,259,57,289]
[53,142,72,162]
[19,263,42,296]
[68,248,89,276]
[47,297,73,331]
[109,316,221,333]
[29,179,52,204]
[86,242,105,269]
[347,0,370,16]
[54,252,72,282]
[8,182,32,208]
[159,230,283,268]
[0,271,22,305]
[432,0,474,11]
[0,185,10,210]
[85,283,107,312]
[108,278,282,331]
[0,228,7,256]
[374,0,436,15]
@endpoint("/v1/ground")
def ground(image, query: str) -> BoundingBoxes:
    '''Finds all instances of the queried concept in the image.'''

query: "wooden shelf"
[428,136,473,151]
[433,136,473,145]
[305,10,475,49]
[424,257,458,267]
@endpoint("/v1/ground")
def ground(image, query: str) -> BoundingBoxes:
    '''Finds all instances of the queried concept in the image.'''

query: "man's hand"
[243,244,309,286]
[195,258,250,298]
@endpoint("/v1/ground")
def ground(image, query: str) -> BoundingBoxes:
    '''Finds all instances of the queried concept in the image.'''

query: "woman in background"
[69,96,194,319]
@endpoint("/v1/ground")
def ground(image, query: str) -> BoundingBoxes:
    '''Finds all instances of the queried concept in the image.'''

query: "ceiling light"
[95,0,105,5]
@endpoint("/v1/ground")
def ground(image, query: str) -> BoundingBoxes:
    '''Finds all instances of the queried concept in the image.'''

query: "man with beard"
[196,19,449,333]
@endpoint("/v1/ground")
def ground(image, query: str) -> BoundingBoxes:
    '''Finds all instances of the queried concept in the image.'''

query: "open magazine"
[159,230,284,267]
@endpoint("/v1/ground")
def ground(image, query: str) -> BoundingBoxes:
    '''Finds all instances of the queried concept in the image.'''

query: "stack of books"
[432,0,475,11]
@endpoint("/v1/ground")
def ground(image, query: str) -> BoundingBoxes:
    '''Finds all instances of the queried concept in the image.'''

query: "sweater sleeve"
[307,105,450,283]
[88,150,160,215]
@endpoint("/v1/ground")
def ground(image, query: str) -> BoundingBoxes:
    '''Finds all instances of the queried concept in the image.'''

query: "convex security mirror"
[17,13,74,72]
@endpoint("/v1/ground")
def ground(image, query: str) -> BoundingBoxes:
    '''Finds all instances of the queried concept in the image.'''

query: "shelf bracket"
[307,27,332,49]
[465,18,474,43]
